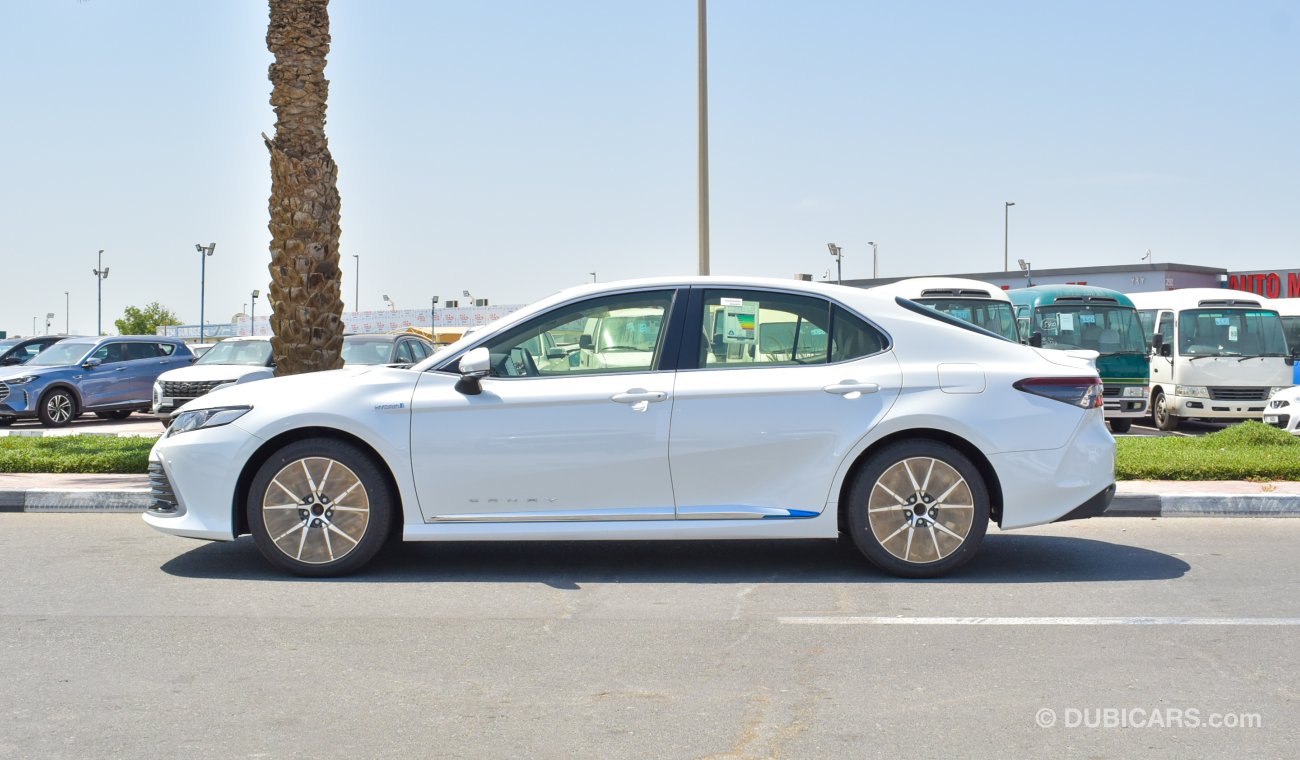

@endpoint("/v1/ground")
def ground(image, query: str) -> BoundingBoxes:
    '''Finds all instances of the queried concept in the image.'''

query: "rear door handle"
[823,381,879,396]
[611,390,669,404]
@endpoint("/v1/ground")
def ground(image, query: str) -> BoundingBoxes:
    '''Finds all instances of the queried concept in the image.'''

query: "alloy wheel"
[260,456,371,565]
[866,456,975,564]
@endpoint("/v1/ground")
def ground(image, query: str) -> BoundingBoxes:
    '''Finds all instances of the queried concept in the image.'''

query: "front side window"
[1176,309,1288,357]
[696,290,884,368]
[478,290,675,377]
[91,342,128,365]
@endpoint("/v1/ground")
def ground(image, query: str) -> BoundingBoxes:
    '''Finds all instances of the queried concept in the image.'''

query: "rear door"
[668,287,902,519]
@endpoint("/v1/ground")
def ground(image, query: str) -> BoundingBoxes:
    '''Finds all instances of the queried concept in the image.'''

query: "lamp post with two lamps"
[93,250,109,336]
[826,243,843,284]
[1018,258,1034,287]
[867,241,878,279]
[195,242,216,343]
[382,294,395,311]
[250,289,260,336]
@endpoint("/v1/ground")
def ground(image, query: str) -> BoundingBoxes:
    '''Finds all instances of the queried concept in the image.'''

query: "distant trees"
[115,302,181,336]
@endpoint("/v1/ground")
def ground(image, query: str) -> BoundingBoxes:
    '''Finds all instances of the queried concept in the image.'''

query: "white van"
[152,337,276,423]
[1129,289,1294,431]
[869,277,1020,342]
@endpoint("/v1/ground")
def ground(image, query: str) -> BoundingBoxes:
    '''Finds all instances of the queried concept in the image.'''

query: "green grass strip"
[1116,421,1300,481]
[0,435,158,474]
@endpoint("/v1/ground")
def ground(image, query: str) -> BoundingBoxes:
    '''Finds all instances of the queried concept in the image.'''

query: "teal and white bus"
[1008,285,1149,433]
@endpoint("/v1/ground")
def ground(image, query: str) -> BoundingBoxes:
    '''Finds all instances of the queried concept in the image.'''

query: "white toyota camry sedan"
[144,277,1116,578]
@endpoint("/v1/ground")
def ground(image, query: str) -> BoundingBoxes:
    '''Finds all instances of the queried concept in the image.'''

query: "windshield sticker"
[719,297,745,307]
[1059,313,1075,331]
[1229,326,1239,341]
[949,308,973,321]
[1041,317,1058,332]
[1215,317,1231,326]
[721,305,756,343]
[1079,313,1097,324]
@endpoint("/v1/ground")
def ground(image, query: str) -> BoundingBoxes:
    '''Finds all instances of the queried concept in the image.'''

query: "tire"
[247,438,395,577]
[96,410,132,420]
[1108,418,1132,434]
[38,389,78,427]
[1151,389,1180,432]
[845,440,990,578]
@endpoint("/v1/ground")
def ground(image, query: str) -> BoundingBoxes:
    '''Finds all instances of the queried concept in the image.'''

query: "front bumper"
[1102,384,1148,419]
[141,421,264,541]
[1168,393,1268,421]
[1263,402,1299,435]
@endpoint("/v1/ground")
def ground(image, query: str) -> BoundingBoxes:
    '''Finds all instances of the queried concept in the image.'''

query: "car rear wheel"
[846,440,989,578]
[1108,418,1132,434]
[38,389,77,427]
[248,438,394,577]
[1151,389,1180,432]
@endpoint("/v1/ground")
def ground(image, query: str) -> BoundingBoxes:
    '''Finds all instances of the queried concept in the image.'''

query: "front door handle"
[823,381,879,396]
[611,389,669,404]
[115,367,128,372]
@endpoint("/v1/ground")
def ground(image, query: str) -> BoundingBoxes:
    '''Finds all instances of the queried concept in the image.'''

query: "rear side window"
[158,343,176,356]
[695,290,886,368]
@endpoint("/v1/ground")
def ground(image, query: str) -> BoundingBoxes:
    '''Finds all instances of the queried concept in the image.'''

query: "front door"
[409,289,682,521]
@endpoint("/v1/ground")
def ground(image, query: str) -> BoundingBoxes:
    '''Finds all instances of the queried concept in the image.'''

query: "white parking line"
[778,616,1300,626]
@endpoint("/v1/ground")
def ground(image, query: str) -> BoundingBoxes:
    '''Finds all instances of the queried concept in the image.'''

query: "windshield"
[24,341,94,366]
[1031,305,1147,354]
[341,337,394,365]
[1177,309,1288,357]
[197,340,273,366]
[596,313,663,352]
[0,340,19,351]
[915,299,1019,342]
[1282,316,1300,354]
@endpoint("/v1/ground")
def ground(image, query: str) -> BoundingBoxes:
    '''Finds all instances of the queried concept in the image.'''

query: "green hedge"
[1116,422,1300,481]
[0,435,157,474]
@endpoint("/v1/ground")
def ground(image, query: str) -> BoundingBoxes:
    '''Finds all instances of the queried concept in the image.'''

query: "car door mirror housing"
[1159,343,1173,358]
[579,334,594,351]
[1029,331,1043,348]
[455,347,491,396]
[1151,333,1165,353]
[82,357,102,369]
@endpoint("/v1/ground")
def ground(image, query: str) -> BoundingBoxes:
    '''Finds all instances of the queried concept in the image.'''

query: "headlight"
[5,375,38,385]
[167,406,251,437]
[152,382,161,405]
[1122,385,1147,398]
[1270,386,1294,398]
[1175,385,1210,399]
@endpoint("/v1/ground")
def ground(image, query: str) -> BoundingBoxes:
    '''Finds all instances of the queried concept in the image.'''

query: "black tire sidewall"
[846,440,990,578]
[247,438,394,577]
[1109,419,1132,434]
[38,389,76,427]
[1152,391,1179,431]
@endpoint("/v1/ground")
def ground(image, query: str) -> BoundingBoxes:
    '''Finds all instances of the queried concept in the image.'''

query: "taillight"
[1014,376,1104,409]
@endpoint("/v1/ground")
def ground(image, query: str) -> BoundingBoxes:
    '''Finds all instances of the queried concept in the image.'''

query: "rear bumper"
[1051,483,1116,523]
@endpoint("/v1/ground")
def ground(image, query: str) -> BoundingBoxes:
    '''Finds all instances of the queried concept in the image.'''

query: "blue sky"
[1,1,1296,335]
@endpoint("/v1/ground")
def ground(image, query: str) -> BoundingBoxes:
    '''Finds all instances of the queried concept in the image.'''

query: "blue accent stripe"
[762,509,819,519]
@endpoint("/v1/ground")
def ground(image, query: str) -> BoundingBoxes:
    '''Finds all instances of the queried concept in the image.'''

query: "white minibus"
[870,278,1020,342]
[1129,289,1294,431]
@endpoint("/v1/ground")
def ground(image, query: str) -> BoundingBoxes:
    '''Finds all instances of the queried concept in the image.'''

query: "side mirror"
[1151,333,1165,353]
[82,357,102,369]
[1029,331,1043,348]
[579,334,594,351]
[454,347,491,396]
[0,357,19,366]
[1159,343,1172,358]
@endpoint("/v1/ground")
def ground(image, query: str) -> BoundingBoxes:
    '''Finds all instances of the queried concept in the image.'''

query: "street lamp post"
[697,0,710,276]
[827,243,843,284]
[867,241,878,279]
[430,296,439,341]
[1004,201,1015,271]
[45,313,54,335]
[382,294,395,311]
[590,271,597,283]
[195,243,216,343]
[352,254,359,312]
[32,316,36,336]
[1018,258,1034,287]
[92,249,109,336]
[250,289,260,336]
[64,291,69,334]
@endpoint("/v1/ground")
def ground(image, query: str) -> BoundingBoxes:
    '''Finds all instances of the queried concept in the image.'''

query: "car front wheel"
[38,389,77,427]
[247,438,394,577]
[845,440,990,578]
[1109,418,1132,434]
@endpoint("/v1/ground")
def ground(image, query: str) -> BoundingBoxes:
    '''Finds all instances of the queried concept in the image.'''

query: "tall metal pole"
[196,243,216,343]
[430,297,438,342]
[353,254,360,311]
[93,249,106,336]
[697,0,710,276]
[868,242,878,279]
[1003,201,1015,271]
[64,291,69,334]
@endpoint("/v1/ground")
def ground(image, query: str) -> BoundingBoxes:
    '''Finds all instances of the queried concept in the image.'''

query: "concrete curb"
[2,490,1299,516]
[0,431,155,438]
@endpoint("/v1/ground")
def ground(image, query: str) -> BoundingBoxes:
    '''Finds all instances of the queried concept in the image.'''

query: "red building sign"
[1228,270,1300,299]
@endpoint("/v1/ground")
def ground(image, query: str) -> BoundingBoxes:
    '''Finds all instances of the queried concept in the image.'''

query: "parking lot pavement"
[0,515,1295,758]
[0,412,162,437]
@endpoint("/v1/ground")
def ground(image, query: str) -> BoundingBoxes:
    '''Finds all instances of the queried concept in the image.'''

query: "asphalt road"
[1,515,1296,758]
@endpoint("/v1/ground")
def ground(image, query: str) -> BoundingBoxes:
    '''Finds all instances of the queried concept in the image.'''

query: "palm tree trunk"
[264,0,344,375]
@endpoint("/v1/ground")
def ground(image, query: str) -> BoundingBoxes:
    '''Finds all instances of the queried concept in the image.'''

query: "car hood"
[0,364,74,382]
[182,365,387,411]
[156,364,273,384]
